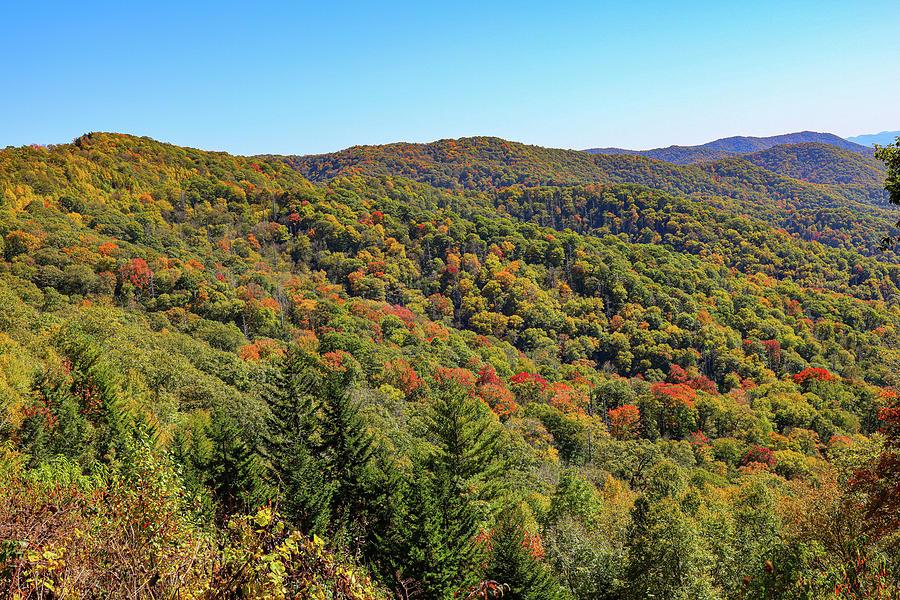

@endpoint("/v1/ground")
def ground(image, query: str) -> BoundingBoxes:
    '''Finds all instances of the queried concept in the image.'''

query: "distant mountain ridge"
[847,131,900,147]
[584,131,875,164]
[283,134,898,256]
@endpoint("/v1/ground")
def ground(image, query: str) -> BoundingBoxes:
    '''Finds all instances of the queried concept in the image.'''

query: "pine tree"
[406,466,468,598]
[62,330,131,464]
[485,505,570,600]
[169,423,211,501]
[317,360,375,545]
[391,378,508,598]
[18,396,54,466]
[262,348,332,534]
[424,379,506,498]
[21,330,131,467]
[384,464,483,600]
[266,347,319,437]
[205,409,264,517]
[365,442,455,599]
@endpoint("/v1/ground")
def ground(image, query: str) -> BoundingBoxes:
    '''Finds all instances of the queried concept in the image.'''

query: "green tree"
[204,408,265,517]
[624,461,720,600]
[402,465,484,599]
[262,348,332,534]
[876,138,900,204]
[423,375,506,498]
[391,376,508,599]
[484,504,570,600]
[316,353,376,546]
[876,137,900,247]
[20,331,130,467]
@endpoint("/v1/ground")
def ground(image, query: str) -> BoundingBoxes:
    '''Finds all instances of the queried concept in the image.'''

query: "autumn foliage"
[851,403,900,538]
[741,445,777,469]
[792,367,836,384]
[117,258,151,290]
[608,404,641,440]
[0,131,899,598]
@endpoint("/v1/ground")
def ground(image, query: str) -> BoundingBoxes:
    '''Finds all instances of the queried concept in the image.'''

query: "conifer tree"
[484,505,570,600]
[21,330,130,467]
[205,408,264,517]
[262,348,332,534]
[317,354,376,545]
[62,330,131,463]
[20,367,77,465]
[424,377,505,497]
[169,423,211,500]
[364,445,424,597]
[402,465,474,599]
[390,377,508,598]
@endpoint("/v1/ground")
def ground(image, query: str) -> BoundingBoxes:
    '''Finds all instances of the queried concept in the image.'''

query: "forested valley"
[1,131,899,599]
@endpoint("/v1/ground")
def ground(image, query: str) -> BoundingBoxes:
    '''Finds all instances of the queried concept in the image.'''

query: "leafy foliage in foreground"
[0,442,390,599]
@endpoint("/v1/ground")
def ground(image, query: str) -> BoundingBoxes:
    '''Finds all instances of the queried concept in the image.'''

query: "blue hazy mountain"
[585,131,875,164]
[847,131,900,147]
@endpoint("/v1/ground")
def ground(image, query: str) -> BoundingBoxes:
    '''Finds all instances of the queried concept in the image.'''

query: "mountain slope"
[735,142,888,205]
[585,131,875,164]
[3,133,900,391]
[2,132,900,598]
[584,145,735,164]
[741,143,885,186]
[283,136,899,256]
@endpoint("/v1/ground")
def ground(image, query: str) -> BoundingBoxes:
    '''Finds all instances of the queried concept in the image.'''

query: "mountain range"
[582,131,875,164]
[283,134,894,256]
[2,129,900,598]
[847,130,900,147]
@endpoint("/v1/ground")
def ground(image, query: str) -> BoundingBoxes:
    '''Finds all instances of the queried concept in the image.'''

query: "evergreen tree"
[390,378,508,599]
[424,378,506,498]
[20,367,76,465]
[402,465,477,599]
[63,330,131,464]
[169,423,212,504]
[363,444,410,590]
[262,348,332,534]
[21,330,130,467]
[484,505,570,600]
[317,355,375,545]
[204,408,264,517]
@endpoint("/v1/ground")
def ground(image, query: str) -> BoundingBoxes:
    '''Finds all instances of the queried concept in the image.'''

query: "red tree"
[509,372,547,405]
[119,258,151,289]
[741,445,776,469]
[793,367,835,385]
[608,404,641,440]
[851,397,900,537]
[478,383,519,420]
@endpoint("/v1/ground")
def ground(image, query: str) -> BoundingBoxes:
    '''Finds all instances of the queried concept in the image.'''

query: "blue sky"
[3,0,898,155]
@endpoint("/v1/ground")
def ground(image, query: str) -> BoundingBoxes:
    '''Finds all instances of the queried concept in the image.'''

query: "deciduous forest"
[1,131,899,599]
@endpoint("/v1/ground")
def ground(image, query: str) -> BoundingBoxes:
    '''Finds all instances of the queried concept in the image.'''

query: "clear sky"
[3,0,899,155]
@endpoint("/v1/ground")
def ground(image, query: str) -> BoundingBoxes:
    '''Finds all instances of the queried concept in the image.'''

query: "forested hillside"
[1,132,899,599]
[285,136,898,257]
[742,143,886,187]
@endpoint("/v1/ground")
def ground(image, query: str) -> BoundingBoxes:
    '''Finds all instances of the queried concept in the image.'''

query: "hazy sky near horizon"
[4,0,899,156]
